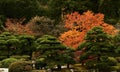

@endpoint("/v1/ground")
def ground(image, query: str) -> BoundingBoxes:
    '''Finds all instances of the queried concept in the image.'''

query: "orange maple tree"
[59,11,118,49]
[5,18,34,35]
[59,30,86,48]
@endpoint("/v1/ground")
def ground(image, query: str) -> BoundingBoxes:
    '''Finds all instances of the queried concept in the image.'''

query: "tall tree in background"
[47,0,92,23]
[97,0,120,24]
[0,0,119,25]
[48,0,120,25]
[0,0,40,22]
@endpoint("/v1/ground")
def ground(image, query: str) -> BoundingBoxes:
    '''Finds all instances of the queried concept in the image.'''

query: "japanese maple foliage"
[5,18,34,35]
[60,30,85,49]
[59,11,118,49]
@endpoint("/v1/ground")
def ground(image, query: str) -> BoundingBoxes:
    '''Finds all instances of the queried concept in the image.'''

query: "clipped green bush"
[108,57,118,66]
[0,58,17,68]
[110,66,120,71]
[9,61,32,72]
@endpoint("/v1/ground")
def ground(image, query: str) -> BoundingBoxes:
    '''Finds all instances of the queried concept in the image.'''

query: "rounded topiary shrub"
[9,61,32,72]
[0,58,17,68]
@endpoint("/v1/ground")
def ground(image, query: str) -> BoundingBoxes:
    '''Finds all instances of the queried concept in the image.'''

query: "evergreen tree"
[98,0,120,24]
[114,31,120,55]
[78,26,115,71]
[0,0,40,21]
[47,0,91,23]
[0,32,19,58]
[18,34,35,58]
[35,35,74,70]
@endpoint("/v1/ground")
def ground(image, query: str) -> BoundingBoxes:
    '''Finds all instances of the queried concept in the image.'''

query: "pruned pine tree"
[78,27,115,71]
[35,35,75,70]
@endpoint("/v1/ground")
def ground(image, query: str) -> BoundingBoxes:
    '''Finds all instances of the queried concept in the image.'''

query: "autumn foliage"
[59,11,118,49]
[5,18,34,35]
[59,30,85,48]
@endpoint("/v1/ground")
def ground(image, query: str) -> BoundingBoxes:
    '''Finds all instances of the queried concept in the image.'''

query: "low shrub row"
[9,61,32,72]
[0,56,120,72]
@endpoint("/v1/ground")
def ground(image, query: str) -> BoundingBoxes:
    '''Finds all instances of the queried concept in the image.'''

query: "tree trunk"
[7,48,10,58]
[67,64,70,68]
[57,65,61,70]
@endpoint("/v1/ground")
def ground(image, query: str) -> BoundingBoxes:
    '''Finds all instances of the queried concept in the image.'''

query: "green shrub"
[9,61,32,72]
[110,66,120,71]
[0,58,17,68]
[108,57,118,66]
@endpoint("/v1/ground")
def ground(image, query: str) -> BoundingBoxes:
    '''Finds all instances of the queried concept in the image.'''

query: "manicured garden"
[0,0,120,72]
[0,28,120,72]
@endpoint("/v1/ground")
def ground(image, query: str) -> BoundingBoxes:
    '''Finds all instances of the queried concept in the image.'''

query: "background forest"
[0,0,120,72]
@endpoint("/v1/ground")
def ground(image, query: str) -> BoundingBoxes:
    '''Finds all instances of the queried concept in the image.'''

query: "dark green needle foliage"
[18,34,35,58]
[0,0,40,22]
[114,31,120,55]
[35,35,74,69]
[78,26,115,71]
[0,32,19,58]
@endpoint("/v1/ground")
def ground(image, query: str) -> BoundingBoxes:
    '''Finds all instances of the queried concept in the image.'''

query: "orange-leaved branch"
[59,30,86,49]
